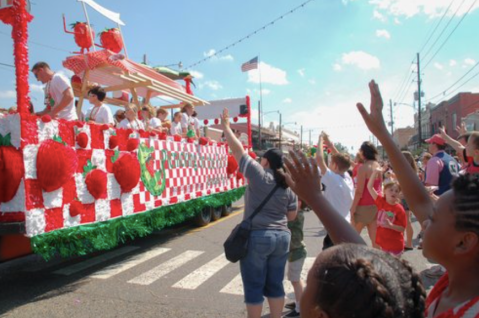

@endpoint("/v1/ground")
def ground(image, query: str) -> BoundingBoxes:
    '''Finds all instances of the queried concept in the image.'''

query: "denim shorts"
[240,229,291,305]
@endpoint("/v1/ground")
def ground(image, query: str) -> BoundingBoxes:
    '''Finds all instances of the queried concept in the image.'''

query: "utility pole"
[389,99,394,135]
[417,52,423,147]
[300,125,303,150]
[258,101,262,150]
[279,112,282,151]
[143,54,147,64]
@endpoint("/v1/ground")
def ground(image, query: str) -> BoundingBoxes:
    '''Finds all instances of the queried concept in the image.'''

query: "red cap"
[425,134,445,146]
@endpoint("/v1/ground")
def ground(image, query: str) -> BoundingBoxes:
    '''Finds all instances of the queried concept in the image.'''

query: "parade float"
[0,0,251,262]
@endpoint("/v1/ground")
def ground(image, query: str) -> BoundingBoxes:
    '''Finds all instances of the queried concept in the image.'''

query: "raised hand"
[356,80,389,138]
[456,120,467,135]
[284,150,323,204]
[220,108,230,130]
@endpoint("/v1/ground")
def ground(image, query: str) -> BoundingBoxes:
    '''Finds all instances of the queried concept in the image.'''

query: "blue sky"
[1,0,478,152]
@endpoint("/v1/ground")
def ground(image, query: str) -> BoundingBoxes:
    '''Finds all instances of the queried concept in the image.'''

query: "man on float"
[31,61,77,120]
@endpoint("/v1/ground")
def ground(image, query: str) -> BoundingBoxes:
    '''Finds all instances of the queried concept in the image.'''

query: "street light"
[264,110,282,150]
[282,122,298,151]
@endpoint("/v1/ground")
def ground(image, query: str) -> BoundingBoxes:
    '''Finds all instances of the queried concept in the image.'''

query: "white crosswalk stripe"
[53,246,139,276]
[127,250,204,286]
[90,247,171,279]
[220,273,244,295]
[172,253,230,290]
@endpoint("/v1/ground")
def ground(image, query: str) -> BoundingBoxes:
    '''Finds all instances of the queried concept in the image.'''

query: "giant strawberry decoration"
[83,160,107,200]
[63,15,95,54]
[112,152,140,193]
[99,28,123,53]
[226,154,238,175]
[69,199,84,217]
[37,136,78,192]
[0,133,24,203]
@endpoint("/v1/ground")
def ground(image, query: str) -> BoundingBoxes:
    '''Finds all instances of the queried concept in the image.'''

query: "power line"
[422,0,478,71]
[393,65,415,102]
[418,0,455,55]
[185,0,314,69]
[430,68,479,104]
[421,0,467,63]
[428,61,479,102]
[0,62,15,68]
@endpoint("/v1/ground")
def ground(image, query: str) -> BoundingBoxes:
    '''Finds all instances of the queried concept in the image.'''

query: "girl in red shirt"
[367,169,407,255]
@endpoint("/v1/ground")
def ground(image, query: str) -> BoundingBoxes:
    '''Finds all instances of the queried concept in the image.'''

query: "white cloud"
[333,63,342,72]
[203,49,234,62]
[283,98,292,103]
[189,70,204,79]
[30,83,44,93]
[376,29,391,39]
[297,68,305,77]
[373,10,387,22]
[434,62,444,70]
[341,51,381,70]
[449,59,457,67]
[247,62,289,85]
[369,0,479,18]
[464,58,476,66]
[57,68,74,78]
[0,90,16,99]
[201,80,223,90]
[394,17,401,24]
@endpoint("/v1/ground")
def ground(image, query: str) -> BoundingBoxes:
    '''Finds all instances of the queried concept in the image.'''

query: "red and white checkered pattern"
[0,114,242,237]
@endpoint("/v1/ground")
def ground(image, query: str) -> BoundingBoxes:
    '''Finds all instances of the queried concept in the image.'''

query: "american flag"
[241,57,258,72]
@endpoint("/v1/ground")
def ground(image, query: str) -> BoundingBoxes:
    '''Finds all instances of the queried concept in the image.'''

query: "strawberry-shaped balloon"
[63,15,95,54]
[99,28,124,53]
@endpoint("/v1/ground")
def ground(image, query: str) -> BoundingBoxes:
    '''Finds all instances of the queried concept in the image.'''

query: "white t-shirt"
[45,73,77,120]
[321,168,354,222]
[193,117,200,130]
[149,117,162,129]
[85,104,114,125]
[118,118,144,130]
[181,113,195,130]
[170,121,182,135]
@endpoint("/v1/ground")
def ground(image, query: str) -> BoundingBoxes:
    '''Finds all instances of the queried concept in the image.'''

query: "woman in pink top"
[350,141,381,247]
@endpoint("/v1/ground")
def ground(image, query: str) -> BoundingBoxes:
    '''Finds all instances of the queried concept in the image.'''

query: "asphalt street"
[0,199,439,318]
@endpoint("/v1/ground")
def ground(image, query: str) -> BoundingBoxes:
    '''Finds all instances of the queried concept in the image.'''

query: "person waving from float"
[84,86,114,126]
[117,103,144,131]
[31,61,77,120]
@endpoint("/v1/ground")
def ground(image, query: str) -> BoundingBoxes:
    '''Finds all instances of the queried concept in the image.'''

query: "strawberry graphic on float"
[0,133,25,203]
[83,160,107,200]
[112,150,141,193]
[137,143,166,196]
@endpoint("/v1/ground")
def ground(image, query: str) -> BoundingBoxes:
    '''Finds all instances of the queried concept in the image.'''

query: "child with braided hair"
[356,80,479,317]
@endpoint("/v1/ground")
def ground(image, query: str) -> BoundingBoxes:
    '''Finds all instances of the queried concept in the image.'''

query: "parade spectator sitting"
[117,103,144,130]
[315,132,354,250]
[156,108,171,133]
[221,108,297,318]
[170,112,183,136]
[356,80,479,317]
[31,61,77,120]
[141,104,161,133]
[84,86,114,126]
[113,109,126,127]
[367,169,407,256]
[180,103,196,137]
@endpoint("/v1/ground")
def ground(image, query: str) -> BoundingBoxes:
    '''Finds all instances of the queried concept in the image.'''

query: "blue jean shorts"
[240,229,291,305]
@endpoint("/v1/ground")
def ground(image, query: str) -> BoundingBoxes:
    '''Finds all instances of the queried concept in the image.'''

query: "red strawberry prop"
[233,117,238,123]
[187,138,194,143]
[100,124,110,131]
[108,135,118,149]
[83,160,107,200]
[214,118,219,125]
[71,75,82,86]
[203,119,209,125]
[173,135,182,142]
[63,16,95,54]
[69,199,84,217]
[99,28,124,53]
[41,115,52,123]
[75,122,84,128]
[158,132,167,140]
[127,138,139,152]
[199,137,208,145]
[112,152,140,193]
[76,132,88,148]
[226,155,238,175]
[37,136,78,192]
[0,133,25,203]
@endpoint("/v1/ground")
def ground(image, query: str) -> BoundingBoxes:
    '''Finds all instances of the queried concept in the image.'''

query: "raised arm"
[220,108,245,163]
[315,133,328,175]
[356,80,433,224]
[439,126,465,161]
[323,132,339,155]
[284,151,366,246]
[367,169,381,201]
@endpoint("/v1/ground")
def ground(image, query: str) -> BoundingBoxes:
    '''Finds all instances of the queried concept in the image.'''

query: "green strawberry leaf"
[111,149,120,163]
[82,159,97,177]
[52,135,67,146]
[0,133,12,146]
[110,131,117,136]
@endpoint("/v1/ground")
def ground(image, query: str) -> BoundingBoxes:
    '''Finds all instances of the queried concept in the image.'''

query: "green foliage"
[31,187,246,261]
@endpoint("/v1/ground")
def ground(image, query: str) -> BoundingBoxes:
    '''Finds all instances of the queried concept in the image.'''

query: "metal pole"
[117,24,128,58]
[417,52,422,146]
[81,2,96,52]
[389,99,394,135]
[279,112,282,151]
[258,100,262,150]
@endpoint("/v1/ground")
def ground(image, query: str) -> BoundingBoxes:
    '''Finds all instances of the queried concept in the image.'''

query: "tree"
[334,142,349,154]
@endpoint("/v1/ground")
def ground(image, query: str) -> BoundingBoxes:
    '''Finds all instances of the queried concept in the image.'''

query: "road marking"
[53,246,139,276]
[90,247,171,279]
[172,253,230,290]
[220,273,244,295]
[220,257,316,297]
[188,209,244,234]
[127,250,204,285]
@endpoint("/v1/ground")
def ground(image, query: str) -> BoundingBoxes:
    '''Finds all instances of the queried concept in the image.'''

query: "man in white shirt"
[85,86,114,125]
[315,132,354,250]
[31,62,77,120]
